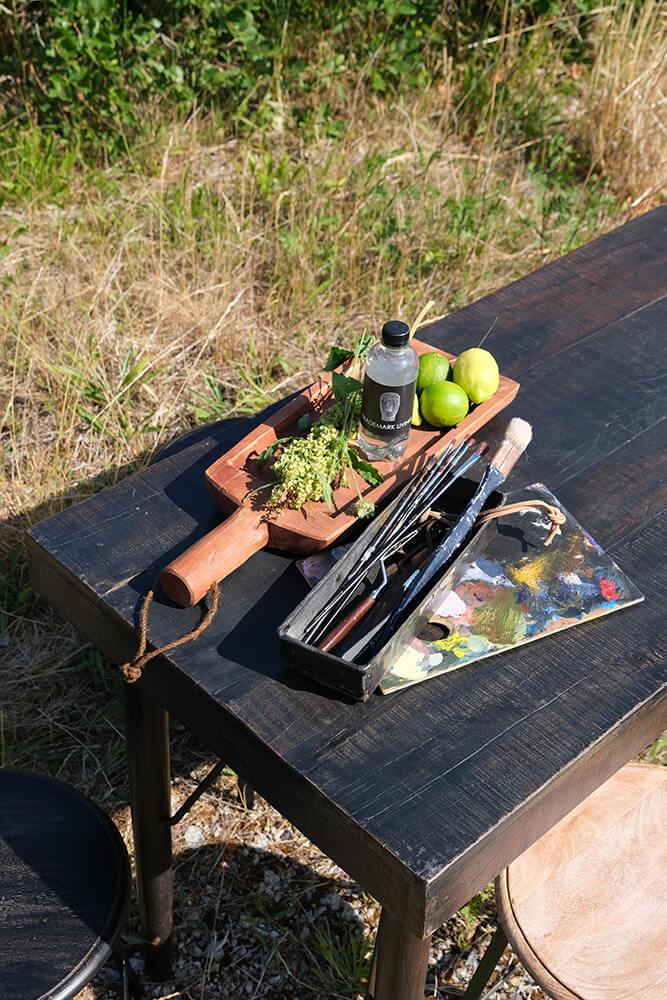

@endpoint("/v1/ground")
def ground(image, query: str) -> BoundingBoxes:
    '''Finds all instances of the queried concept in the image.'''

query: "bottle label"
[360,376,415,438]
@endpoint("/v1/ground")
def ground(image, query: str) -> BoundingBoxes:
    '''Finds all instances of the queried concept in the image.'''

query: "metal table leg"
[123,682,174,981]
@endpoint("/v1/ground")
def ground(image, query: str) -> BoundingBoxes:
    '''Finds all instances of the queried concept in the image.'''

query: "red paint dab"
[599,578,618,601]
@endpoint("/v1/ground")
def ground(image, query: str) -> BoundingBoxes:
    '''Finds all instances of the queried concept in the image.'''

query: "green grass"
[311,921,373,997]
[2,1,664,792]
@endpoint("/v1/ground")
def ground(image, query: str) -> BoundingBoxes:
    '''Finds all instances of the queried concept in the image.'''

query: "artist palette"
[280,483,643,701]
[378,483,644,694]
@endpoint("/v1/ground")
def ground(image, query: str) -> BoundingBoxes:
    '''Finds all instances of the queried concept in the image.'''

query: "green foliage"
[0,544,30,640]
[256,437,291,468]
[259,333,382,512]
[332,371,364,403]
[188,373,231,425]
[526,155,618,252]
[231,355,292,415]
[0,1,603,156]
[349,448,383,487]
[0,130,78,208]
[48,344,158,439]
[311,920,371,996]
[458,883,495,947]
[0,0,445,152]
[325,333,373,372]
[641,732,667,766]
[189,337,294,424]
[1,0,278,151]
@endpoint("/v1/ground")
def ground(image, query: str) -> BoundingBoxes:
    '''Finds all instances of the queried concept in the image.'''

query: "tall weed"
[576,1,667,206]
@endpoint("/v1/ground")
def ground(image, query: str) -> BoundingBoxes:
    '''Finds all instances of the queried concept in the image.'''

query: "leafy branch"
[258,332,381,516]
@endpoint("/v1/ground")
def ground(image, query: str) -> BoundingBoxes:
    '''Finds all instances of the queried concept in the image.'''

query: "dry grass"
[0,116,621,521]
[578,1,667,208]
[1,5,664,527]
[0,4,665,998]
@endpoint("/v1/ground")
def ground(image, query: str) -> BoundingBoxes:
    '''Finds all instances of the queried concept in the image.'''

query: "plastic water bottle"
[358,320,418,462]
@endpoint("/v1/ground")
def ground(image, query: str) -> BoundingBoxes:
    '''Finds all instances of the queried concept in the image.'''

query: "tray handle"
[159,507,270,607]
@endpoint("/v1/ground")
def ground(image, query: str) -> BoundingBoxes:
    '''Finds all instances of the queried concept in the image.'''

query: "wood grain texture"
[27,206,667,942]
[160,505,270,606]
[496,763,667,1000]
[420,205,667,378]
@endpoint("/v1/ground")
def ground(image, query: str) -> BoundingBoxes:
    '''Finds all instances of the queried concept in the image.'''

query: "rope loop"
[120,582,220,684]
[477,499,566,545]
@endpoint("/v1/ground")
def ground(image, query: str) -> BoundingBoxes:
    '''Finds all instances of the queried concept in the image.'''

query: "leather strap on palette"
[120,582,220,684]
[477,499,566,546]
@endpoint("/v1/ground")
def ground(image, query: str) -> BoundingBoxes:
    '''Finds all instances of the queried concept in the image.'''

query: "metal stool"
[0,769,141,1000]
[464,763,667,1000]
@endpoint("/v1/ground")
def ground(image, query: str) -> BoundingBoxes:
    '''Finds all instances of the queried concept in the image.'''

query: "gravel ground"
[76,747,547,1000]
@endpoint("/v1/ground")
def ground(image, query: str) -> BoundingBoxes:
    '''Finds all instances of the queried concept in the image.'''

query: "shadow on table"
[8,399,285,537]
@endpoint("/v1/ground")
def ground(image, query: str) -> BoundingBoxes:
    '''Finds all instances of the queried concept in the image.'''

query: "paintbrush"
[301,442,460,644]
[367,418,533,655]
[303,437,486,644]
[317,528,445,654]
[317,559,399,652]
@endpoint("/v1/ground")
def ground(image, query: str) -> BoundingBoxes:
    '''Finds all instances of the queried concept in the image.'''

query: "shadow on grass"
[134,834,375,1000]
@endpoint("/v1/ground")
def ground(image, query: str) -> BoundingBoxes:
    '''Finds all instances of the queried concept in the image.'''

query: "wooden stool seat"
[495,763,667,1000]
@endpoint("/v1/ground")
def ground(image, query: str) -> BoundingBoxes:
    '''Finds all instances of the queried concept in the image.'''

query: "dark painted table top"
[27,206,667,937]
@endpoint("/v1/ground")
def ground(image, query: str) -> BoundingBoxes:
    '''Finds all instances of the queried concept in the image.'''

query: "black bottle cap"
[381,320,410,347]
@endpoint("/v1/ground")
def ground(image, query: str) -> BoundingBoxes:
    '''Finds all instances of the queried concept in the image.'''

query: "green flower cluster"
[269,424,345,509]
[317,395,361,430]
[354,498,376,519]
[262,334,380,514]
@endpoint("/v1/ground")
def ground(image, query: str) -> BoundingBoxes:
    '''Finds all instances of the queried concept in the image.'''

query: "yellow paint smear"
[512,552,553,592]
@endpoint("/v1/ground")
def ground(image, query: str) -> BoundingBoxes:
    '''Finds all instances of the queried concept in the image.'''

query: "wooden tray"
[159,339,519,605]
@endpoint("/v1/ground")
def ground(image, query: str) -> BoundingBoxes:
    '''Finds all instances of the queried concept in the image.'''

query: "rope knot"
[478,498,566,545]
[120,582,220,684]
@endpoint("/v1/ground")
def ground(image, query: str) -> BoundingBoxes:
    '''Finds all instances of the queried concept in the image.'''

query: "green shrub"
[1,1,274,149]
[0,1,600,155]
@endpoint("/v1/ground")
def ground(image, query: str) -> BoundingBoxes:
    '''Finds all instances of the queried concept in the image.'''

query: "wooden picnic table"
[27,205,667,998]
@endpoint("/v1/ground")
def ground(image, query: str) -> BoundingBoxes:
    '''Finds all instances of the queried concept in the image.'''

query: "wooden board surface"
[159,338,517,604]
[497,763,667,1000]
[205,337,519,550]
[27,205,667,937]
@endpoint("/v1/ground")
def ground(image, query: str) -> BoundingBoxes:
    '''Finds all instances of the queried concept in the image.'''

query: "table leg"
[123,682,174,981]
[367,907,431,1000]
[461,926,508,1000]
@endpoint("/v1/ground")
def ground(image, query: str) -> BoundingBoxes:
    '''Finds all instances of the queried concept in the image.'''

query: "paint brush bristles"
[490,418,532,478]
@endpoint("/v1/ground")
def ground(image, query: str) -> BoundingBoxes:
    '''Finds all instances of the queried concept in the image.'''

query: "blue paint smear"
[476,557,506,579]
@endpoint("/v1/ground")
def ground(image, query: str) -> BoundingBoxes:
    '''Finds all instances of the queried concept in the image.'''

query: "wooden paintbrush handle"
[492,440,523,479]
[160,507,270,607]
[318,594,376,653]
